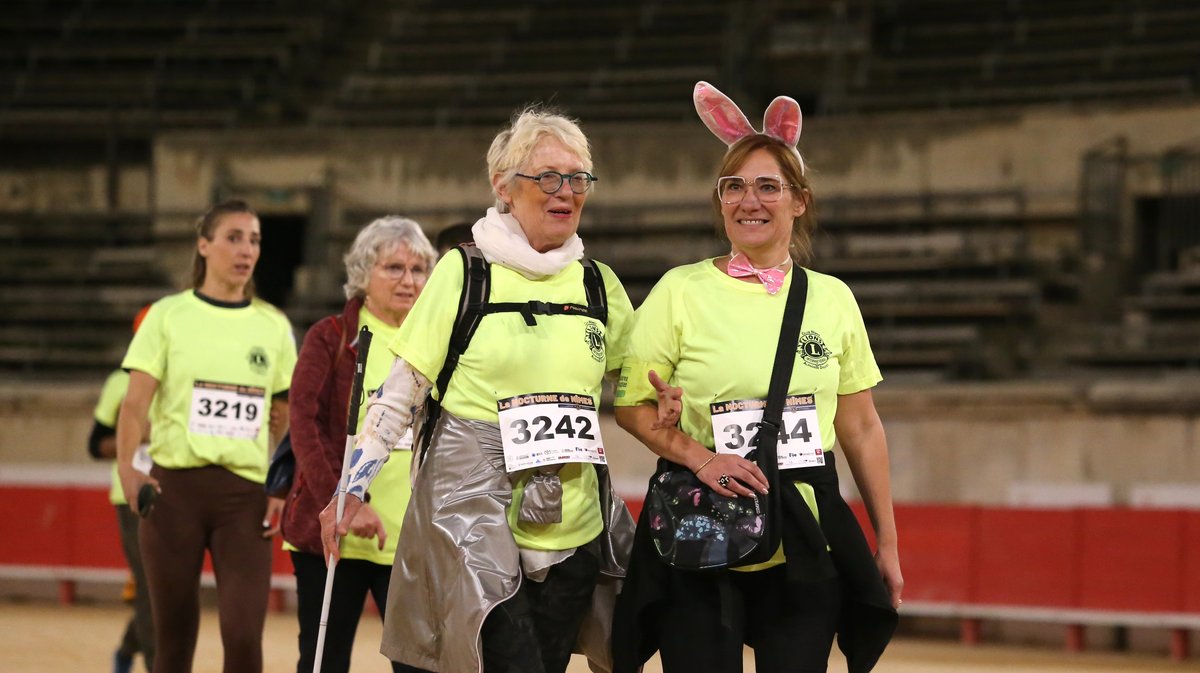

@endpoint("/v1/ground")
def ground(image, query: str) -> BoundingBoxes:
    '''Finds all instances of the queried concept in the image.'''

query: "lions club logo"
[248,346,270,374]
[584,322,605,362]
[797,331,831,369]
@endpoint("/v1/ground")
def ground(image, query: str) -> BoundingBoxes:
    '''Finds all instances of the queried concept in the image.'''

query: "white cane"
[313,325,373,672]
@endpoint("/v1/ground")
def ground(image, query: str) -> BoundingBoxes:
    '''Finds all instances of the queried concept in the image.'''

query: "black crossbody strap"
[758,267,809,479]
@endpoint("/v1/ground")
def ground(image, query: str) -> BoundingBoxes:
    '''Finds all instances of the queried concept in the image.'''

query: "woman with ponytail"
[117,199,297,673]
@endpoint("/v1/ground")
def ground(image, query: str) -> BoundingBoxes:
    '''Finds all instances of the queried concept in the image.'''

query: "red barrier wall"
[1,483,292,577]
[895,505,977,603]
[1186,512,1200,613]
[67,489,127,569]
[3,482,1199,620]
[851,502,1198,617]
[2,486,74,566]
[1079,509,1186,612]
[973,508,1079,608]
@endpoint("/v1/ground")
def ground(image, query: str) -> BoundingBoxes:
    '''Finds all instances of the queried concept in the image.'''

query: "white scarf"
[470,207,585,279]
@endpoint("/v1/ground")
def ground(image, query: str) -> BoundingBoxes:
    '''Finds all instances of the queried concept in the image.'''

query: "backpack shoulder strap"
[480,258,609,326]
[579,258,608,326]
[417,244,489,467]
[434,244,491,401]
[431,251,609,399]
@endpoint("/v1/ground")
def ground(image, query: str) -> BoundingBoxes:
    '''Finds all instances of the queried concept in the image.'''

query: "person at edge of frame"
[435,222,475,257]
[88,304,156,673]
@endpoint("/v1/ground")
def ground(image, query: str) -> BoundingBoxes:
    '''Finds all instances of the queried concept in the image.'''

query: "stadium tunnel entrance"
[254,214,306,309]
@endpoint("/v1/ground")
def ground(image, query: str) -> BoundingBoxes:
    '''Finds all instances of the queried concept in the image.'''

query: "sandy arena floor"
[0,600,1193,673]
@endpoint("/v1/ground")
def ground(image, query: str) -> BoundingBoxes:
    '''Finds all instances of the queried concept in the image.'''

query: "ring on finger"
[717,474,731,488]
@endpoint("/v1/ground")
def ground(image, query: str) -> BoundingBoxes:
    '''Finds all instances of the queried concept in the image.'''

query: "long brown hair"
[710,134,816,265]
[191,199,258,298]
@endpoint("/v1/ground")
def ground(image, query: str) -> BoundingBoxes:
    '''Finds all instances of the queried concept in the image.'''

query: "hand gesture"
[648,370,683,430]
[348,503,388,551]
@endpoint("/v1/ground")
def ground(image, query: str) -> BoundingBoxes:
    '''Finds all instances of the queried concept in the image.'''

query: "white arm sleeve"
[343,357,432,500]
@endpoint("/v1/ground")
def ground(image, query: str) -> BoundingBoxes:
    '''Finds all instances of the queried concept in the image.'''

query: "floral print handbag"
[642,268,808,571]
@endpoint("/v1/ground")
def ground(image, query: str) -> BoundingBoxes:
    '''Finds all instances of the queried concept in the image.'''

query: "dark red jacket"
[280,297,363,555]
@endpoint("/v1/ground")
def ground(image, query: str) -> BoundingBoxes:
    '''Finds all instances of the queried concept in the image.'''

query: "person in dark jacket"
[280,216,436,673]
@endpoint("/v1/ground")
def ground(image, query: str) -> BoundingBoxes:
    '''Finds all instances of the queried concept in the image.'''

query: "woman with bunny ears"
[611,83,901,673]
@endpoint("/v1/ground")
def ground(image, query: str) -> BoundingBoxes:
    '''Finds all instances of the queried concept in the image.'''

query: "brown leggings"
[139,465,272,673]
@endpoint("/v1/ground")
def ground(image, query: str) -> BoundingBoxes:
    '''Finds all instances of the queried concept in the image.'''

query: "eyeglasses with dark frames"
[514,171,599,194]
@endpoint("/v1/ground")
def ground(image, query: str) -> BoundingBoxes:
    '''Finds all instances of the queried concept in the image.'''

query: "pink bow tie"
[726,254,787,294]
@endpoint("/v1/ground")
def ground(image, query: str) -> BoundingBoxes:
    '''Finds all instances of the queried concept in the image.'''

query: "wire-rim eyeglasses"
[716,175,794,204]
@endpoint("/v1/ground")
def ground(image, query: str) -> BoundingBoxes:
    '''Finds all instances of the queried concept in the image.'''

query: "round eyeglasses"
[376,262,429,281]
[515,171,598,194]
[716,175,794,204]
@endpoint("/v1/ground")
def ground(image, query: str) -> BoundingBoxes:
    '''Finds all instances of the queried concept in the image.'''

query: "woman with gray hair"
[319,106,637,673]
[281,216,437,673]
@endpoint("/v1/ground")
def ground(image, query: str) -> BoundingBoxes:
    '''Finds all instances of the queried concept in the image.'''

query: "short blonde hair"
[486,106,593,212]
[342,216,437,299]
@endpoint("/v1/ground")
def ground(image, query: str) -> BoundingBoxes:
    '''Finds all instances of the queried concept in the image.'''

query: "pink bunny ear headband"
[693,81,805,171]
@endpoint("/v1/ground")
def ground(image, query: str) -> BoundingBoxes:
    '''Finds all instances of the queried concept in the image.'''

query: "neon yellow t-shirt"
[389,254,634,551]
[94,369,130,505]
[121,291,298,484]
[340,307,410,564]
[615,259,881,569]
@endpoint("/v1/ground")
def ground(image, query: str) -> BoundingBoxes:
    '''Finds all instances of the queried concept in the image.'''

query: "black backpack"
[415,244,609,466]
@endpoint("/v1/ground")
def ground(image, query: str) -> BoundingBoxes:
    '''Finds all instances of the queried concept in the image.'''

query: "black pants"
[291,551,423,673]
[480,546,601,673]
[658,564,842,673]
[115,505,154,670]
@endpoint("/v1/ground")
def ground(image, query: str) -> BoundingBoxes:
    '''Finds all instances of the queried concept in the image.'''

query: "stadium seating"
[1067,268,1200,368]
[2,1,1199,377]
[808,191,1054,378]
[0,213,172,375]
[3,3,1200,663]
[310,1,725,127]
[830,0,1200,112]
[0,0,365,135]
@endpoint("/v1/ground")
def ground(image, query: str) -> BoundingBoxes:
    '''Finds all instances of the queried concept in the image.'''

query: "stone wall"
[6,377,1197,506]
[151,100,1200,222]
[6,101,1200,502]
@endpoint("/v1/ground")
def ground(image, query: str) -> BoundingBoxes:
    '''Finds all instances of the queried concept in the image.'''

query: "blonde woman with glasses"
[319,107,636,673]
